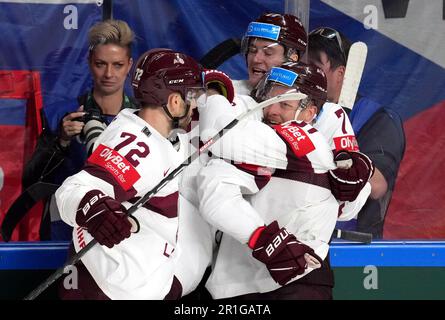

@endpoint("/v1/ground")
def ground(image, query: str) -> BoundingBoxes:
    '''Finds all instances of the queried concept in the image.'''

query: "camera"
[73,111,108,155]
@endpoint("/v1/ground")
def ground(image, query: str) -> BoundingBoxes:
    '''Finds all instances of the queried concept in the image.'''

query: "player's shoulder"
[318,102,347,121]
[108,108,142,130]
[96,108,170,152]
[273,121,328,157]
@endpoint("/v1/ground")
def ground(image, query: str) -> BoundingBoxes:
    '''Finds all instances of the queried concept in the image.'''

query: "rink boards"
[0,240,444,299]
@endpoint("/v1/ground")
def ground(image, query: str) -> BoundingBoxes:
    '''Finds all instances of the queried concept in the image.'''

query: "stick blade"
[338,41,368,110]
[333,228,373,244]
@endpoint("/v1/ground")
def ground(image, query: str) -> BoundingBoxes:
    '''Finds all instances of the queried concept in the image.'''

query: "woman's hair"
[88,19,134,58]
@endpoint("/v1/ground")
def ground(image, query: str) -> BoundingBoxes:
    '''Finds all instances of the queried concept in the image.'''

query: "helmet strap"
[162,102,191,129]
[294,97,311,121]
[285,47,300,62]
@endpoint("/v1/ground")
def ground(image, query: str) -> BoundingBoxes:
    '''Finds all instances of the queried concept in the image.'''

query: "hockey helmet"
[241,13,307,59]
[132,48,205,107]
[254,61,327,110]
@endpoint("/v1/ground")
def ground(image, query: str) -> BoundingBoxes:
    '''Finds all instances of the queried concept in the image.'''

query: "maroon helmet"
[132,48,204,106]
[241,12,307,58]
[254,61,327,110]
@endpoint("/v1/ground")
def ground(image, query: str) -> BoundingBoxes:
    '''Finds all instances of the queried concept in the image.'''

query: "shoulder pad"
[273,121,315,157]
[87,143,141,191]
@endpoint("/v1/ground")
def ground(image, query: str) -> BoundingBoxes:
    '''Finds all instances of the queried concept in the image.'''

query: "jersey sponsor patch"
[88,144,141,191]
[333,135,359,151]
[274,122,315,157]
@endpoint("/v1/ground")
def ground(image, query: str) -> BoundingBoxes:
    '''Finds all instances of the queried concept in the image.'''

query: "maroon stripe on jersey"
[284,143,314,172]
[164,276,183,300]
[83,164,137,202]
[293,121,308,128]
[308,127,317,134]
[273,142,330,189]
[129,192,179,219]
[338,202,346,217]
[273,169,330,189]
[59,245,110,300]
[232,162,272,190]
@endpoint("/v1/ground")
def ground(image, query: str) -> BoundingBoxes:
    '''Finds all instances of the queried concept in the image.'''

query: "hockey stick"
[334,42,370,243]
[338,42,368,110]
[199,38,241,69]
[332,228,372,244]
[24,92,307,300]
[1,182,60,241]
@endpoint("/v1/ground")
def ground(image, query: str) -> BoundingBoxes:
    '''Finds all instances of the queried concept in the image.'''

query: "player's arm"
[55,163,135,248]
[369,167,388,199]
[55,169,116,227]
[55,132,143,248]
[317,103,374,202]
[337,182,371,221]
[197,159,265,244]
[327,102,359,153]
[197,159,322,286]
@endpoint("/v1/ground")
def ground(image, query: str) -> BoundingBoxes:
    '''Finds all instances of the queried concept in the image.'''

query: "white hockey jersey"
[197,115,339,298]
[173,162,214,296]
[232,82,369,221]
[234,77,359,152]
[56,108,189,300]
[173,92,370,298]
[172,93,268,297]
[314,102,358,152]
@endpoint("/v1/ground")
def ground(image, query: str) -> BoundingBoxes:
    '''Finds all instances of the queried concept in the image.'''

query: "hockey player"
[197,62,373,299]
[232,12,372,216]
[235,13,307,95]
[55,48,205,300]
[172,69,239,298]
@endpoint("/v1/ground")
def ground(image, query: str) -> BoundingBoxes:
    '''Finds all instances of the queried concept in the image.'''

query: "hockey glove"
[76,190,137,248]
[203,69,235,104]
[328,150,375,202]
[248,221,323,286]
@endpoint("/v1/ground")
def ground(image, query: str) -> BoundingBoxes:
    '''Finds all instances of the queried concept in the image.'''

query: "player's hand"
[328,150,375,201]
[59,106,86,146]
[76,190,138,248]
[248,221,322,286]
[203,69,234,104]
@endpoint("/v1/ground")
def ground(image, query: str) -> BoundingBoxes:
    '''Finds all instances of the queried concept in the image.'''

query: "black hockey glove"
[248,221,322,286]
[329,150,375,201]
[76,190,138,248]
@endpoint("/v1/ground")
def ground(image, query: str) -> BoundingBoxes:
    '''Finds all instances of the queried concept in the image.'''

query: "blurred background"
[0,0,444,241]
